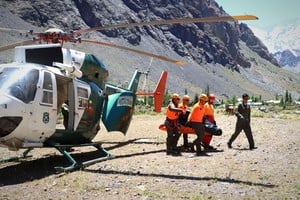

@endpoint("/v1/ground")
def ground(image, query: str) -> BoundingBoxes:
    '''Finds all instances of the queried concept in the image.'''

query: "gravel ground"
[0,112,299,200]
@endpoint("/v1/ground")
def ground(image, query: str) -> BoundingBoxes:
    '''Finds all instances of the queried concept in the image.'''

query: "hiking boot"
[227,142,232,149]
[203,144,216,150]
[171,150,182,156]
[250,146,257,150]
[195,151,209,157]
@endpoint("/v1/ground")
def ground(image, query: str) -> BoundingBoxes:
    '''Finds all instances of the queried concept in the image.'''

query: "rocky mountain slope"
[0,0,299,100]
[273,50,300,67]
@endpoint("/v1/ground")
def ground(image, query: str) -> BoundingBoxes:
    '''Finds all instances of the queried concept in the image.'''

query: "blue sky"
[215,0,299,30]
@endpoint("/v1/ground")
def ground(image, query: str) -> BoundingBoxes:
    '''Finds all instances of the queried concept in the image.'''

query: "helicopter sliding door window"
[41,71,53,105]
[77,87,89,109]
[72,82,91,130]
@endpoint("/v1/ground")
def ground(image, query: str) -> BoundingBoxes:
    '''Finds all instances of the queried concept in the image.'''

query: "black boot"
[171,146,182,156]
[227,142,232,149]
[194,143,202,156]
[166,143,172,155]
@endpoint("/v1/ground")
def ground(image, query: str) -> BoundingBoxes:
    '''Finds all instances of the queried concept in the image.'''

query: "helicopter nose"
[0,97,24,137]
[0,117,23,138]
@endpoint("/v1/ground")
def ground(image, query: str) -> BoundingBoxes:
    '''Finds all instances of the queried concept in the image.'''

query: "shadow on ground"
[0,138,276,189]
[0,138,160,186]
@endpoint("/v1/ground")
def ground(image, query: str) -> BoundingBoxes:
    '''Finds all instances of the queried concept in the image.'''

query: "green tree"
[204,85,210,97]
[285,90,289,103]
[184,88,188,95]
[259,95,262,102]
[280,96,284,106]
[192,93,199,105]
[163,90,171,107]
[288,93,292,104]
[232,95,237,106]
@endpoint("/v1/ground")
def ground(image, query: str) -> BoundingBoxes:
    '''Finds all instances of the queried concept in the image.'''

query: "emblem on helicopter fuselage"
[117,96,133,107]
[42,112,50,124]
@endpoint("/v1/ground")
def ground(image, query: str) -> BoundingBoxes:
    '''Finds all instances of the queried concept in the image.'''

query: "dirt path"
[0,113,299,199]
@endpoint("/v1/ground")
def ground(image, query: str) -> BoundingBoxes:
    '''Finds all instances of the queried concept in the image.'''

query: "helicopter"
[0,14,258,172]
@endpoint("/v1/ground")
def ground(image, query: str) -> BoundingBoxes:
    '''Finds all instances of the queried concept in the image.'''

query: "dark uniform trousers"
[165,118,181,153]
[189,121,205,153]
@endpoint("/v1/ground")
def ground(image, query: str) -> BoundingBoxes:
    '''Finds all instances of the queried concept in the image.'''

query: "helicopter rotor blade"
[74,15,258,35]
[0,27,30,34]
[81,39,184,65]
[0,39,39,52]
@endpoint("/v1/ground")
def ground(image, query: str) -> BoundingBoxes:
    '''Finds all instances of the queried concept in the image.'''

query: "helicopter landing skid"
[0,148,33,163]
[53,142,114,172]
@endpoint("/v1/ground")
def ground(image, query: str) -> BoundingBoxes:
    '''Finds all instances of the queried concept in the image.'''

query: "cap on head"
[242,93,249,99]
[199,94,208,102]
[209,94,216,100]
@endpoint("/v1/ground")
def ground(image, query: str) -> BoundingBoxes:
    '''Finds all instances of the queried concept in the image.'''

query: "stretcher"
[159,120,222,136]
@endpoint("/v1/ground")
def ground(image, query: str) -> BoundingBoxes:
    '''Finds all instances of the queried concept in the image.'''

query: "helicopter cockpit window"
[0,67,39,103]
[77,87,89,109]
[41,72,53,105]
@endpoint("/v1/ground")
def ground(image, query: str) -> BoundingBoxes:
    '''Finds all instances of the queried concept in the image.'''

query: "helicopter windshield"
[0,67,39,103]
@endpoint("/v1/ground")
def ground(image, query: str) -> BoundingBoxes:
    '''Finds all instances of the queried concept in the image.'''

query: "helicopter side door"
[28,70,57,142]
[102,85,136,135]
[73,80,91,131]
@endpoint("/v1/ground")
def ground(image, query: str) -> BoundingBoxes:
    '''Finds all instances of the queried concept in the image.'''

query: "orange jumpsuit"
[188,102,205,153]
[188,103,205,123]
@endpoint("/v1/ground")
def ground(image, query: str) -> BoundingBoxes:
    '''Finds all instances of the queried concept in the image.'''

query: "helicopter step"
[52,142,114,172]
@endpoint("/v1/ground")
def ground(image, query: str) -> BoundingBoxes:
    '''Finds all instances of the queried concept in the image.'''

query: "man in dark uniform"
[227,93,257,150]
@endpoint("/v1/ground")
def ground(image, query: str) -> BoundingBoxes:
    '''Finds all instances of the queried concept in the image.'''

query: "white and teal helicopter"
[0,15,257,171]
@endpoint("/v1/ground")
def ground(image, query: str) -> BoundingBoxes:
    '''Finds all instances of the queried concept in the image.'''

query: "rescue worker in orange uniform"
[165,93,185,156]
[178,95,190,150]
[202,94,217,150]
[187,94,208,156]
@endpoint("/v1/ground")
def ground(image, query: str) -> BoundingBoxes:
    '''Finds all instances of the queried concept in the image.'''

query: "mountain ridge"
[250,19,300,73]
[0,0,299,100]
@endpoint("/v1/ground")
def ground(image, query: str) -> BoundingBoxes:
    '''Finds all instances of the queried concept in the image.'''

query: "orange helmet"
[172,93,180,99]
[199,94,208,101]
[209,94,216,100]
[182,95,190,101]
